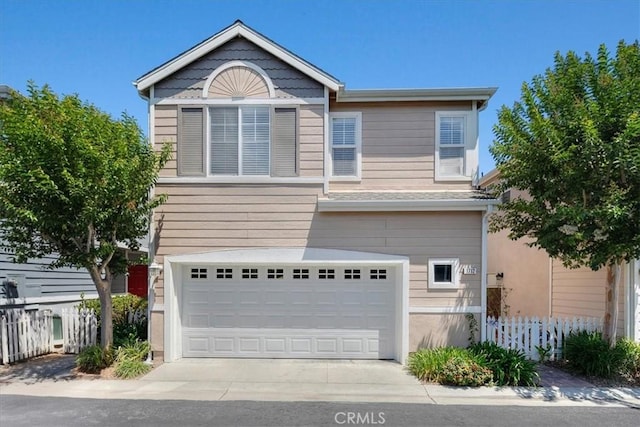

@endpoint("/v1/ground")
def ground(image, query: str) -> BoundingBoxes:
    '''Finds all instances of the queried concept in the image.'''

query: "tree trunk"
[96,280,113,349]
[604,263,622,347]
[89,266,114,349]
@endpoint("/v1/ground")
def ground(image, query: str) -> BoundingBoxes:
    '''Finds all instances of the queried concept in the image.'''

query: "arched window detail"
[202,61,275,99]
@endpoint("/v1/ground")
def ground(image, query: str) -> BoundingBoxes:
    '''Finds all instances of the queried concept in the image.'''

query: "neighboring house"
[0,239,147,312]
[480,169,640,342]
[135,21,499,364]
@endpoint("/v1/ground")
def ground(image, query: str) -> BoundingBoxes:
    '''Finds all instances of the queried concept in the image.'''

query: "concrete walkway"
[1,356,639,407]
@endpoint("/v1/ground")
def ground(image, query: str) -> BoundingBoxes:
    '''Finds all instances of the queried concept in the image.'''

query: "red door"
[127,265,148,298]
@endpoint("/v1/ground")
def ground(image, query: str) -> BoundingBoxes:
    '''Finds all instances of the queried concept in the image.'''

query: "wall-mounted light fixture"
[149,260,163,281]
[495,272,504,280]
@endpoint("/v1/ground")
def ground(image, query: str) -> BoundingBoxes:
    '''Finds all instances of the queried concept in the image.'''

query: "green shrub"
[79,294,148,325]
[76,345,113,374]
[79,294,148,346]
[116,340,151,363]
[441,356,493,387]
[114,359,151,379]
[469,341,539,386]
[408,347,475,382]
[563,331,621,378]
[114,322,147,348]
[615,338,640,380]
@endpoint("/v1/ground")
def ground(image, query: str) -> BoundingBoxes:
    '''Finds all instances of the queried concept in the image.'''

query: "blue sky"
[1,0,639,174]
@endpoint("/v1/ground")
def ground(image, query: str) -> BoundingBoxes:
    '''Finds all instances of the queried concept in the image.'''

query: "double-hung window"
[330,112,361,179]
[435,112,470,180]
[210,106,270,175]
[177,106,297,178]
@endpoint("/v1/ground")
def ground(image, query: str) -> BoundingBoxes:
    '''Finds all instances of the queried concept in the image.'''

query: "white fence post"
[1,313,8,365]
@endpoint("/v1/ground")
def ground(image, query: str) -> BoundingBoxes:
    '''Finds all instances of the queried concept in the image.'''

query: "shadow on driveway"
[0,353,78,384]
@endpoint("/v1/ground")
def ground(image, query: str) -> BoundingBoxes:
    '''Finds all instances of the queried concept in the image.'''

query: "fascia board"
[135,25,341,93]
[336,87,498,103]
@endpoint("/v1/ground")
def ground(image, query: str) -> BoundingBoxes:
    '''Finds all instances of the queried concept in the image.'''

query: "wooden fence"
[0,309,54,365]
[485,316,603,361]
[61,307,98,354]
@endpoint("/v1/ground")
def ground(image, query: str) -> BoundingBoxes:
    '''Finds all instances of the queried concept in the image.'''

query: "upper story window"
[330,112,361,180]
[435,111,473,181]
[178,106,297,178]
[210,106,269,175]
[176,62,297,179]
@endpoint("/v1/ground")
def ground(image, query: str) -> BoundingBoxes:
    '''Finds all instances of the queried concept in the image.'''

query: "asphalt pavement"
[1,395,639,427]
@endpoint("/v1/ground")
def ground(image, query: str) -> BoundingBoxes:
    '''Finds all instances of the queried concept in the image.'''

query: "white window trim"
[435,111,473,182]
[428,258,460,289]
[206,105,271,177]
[329,111,362,181]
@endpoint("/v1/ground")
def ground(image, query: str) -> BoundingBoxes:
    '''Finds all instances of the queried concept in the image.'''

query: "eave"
[336,87,498,109]
[133,20,343,95]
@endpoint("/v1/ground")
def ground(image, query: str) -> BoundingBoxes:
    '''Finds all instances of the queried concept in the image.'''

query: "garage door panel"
[188,314,209,328]
[183,328,389,358]
[182,266,396,359]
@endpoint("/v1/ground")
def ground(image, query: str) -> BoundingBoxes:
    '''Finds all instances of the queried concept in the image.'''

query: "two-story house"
[135,21,498,363]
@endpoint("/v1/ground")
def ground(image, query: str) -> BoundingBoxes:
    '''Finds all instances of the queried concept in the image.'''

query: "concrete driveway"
[138,359,429,402]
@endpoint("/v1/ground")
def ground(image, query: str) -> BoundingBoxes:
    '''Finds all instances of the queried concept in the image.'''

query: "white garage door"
[181,265,396,359]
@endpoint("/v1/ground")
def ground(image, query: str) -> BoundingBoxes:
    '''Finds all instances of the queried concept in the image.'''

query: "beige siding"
[155,105,178,177]
[299,105,324,177]
[155,38,324,99]
[551,259,607,319]
[329,101,474,191]
[152,186,482,309]
[486,228,550,317]
[410,313,477,350]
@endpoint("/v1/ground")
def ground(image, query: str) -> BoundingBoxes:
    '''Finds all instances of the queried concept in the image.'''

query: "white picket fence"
[485,316,603,361]
[0,309,54,365]
[61,307,98,354]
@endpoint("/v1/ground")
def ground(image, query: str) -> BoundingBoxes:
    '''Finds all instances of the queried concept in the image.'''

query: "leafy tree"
[0,83,170,348]
[490,41,640,344]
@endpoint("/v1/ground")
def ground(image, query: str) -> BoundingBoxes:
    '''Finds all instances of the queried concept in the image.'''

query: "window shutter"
[271,108,297,177]
[178,108,205,176]
[210,107,239,175]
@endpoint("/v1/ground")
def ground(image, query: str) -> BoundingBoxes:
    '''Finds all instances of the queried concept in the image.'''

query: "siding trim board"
[158,177,324,184]
[317,198,499,212]
[153,98,327,106]
[409,306,482,314]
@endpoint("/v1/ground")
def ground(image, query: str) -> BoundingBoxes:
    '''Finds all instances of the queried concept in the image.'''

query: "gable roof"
[134,20,343,96]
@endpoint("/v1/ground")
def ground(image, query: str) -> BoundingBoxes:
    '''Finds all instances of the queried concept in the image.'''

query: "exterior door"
[127,264,148,298]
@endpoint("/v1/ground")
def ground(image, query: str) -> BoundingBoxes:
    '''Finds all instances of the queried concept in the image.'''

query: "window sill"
[428,283,461,290]
[434,175,473,182]
[329,176,362,182]
[158,176,324,184]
